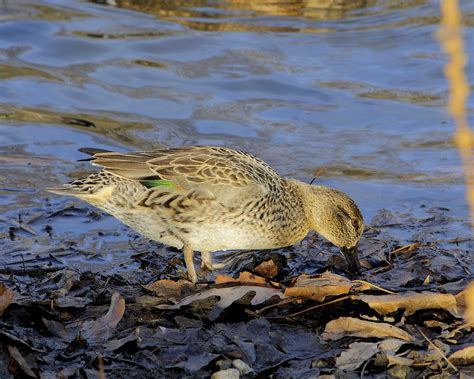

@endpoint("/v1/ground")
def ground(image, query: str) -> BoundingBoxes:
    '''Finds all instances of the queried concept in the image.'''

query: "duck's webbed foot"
[201,251,226,270]
[183,244,198,283]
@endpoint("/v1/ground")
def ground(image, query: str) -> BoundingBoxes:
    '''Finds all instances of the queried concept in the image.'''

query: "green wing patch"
[141,179,176,188]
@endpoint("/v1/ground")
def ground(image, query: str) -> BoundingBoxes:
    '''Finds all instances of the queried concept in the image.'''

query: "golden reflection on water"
[107,0,372,32]
[0,104,155,149]
[1,3,88,21]
[0,64,59,82]
[438,0,474,227]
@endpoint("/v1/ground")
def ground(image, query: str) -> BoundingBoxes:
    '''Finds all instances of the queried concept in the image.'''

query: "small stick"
[310,168,325,184]
[390,243,421,255]
[416,326,458,372]
[449,321,473,335]
[360,357,373,379]
[352,280,395,294]
[256,297,302,314]
[269,296,349,320]
[98,353,106,379]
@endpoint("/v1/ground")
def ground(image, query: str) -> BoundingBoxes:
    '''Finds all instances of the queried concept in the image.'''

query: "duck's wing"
[85,146,283,205]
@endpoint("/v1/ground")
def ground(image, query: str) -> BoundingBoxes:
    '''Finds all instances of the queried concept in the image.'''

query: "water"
[0,0,473,270]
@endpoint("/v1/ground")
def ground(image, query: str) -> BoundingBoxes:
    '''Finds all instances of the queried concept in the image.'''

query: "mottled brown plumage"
[47,146,364,283]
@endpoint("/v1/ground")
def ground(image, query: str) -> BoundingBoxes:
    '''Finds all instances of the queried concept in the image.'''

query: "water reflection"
[91,0,374,32]
[0,0,473,226]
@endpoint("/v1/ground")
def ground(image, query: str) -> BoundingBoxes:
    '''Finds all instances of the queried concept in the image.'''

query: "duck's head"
[295,182,364,272]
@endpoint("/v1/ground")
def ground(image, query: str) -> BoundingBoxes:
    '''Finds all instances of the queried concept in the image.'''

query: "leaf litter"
[0,203,473,377]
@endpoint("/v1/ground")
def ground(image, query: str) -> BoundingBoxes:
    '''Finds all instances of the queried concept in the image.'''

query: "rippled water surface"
[1,0,473,269]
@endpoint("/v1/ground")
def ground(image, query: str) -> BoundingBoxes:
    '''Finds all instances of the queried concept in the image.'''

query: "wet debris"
[322,317,414,341]
[0,284,14,316]
[0,204,473,377]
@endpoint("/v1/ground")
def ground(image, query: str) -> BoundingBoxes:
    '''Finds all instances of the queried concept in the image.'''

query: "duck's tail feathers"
[78,147,112,161]
[45,186,79,196]
[45,184,114,202]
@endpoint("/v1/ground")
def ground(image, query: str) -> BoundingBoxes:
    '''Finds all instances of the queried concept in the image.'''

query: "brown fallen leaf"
[42,317,73,342]
[105,327,140,352]
[0,283,15,316]
[7,345,36,378]
[449,346,474,366]
[285,272,370,302]
[159,285,286,321]
[353,291,458,316]
[386,355,414,367]
[79,292,125,345]
[142,279,194,302]
[322,317,414,342]
[215,271,267,285]
[378,338,408,352]
[254,259,278,278]
[456,281,474,325]
[407,338,454,370]
[374,352,414,368]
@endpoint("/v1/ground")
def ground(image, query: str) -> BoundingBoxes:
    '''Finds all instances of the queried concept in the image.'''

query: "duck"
[47,145,364,283]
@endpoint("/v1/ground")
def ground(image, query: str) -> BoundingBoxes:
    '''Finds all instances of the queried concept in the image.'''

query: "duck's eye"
[351,219,359,228]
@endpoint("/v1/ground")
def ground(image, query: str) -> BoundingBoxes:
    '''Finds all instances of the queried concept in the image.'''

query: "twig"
[310,168,325,184]
[98,353,106,379]
[389,243,421,255]
[416,326,458,372]
[360,357,372,379]
[268,296,349,320]
[111,357,150,370]
[128,238,142,253]
[369,223,404,229]
[256,297,303,315]
[352,280,395,294]
[449,321,473,335]
[447,237,472,244]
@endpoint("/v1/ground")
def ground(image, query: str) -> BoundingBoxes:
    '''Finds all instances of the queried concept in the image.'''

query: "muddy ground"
[0,199,473,378]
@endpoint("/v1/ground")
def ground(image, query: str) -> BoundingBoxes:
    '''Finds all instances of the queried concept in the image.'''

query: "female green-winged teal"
[47,146,364,283]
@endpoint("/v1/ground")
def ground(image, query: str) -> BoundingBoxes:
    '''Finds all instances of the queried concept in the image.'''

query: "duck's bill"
[340,246,361,273]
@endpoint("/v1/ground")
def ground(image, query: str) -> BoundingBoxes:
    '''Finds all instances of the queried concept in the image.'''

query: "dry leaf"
[322,317,414,342]
[449,346,474,366]
[160,285,286,321]
[336,342,379,371]
[105,328,140,352]
[378,338,408,352]
[353,291,458,316]
[457,281,474,324]
[423,275,431,286]
[423,320,450,329]
[142,279,194,302]
[80,292,125,345]
[386,354,414,367]
[0,283,14,316]
[215,271,267,285]
[285,272,370,302]
[7,345,36,378]
[336,338,410,371]
[254,259,278,278]
[214,275,237,284]
[42,317,73,342]
[374,352,414,367]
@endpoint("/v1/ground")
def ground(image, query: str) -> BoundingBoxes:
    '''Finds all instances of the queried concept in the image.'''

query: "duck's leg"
[200,251,226,270]
[201,251,212,269]
[183,244,197,283]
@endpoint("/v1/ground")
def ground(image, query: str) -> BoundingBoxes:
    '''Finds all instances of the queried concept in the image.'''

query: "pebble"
[215,359,233,370]
[232,359,253,374]
[210,368,240,379]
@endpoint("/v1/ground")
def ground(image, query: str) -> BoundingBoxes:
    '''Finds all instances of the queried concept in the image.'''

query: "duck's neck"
[286,179,334,233]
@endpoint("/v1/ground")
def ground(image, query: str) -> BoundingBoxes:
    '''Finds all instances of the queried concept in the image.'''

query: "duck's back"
[47,146,309,251]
